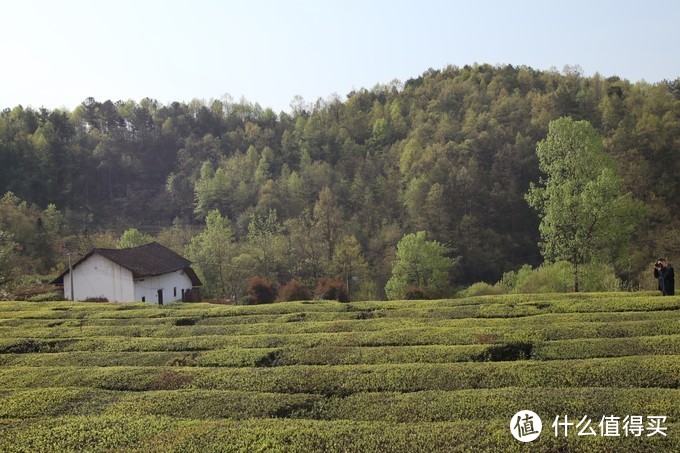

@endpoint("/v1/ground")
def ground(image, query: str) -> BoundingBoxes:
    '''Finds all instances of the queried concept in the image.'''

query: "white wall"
[64,254,135,302]
[133,269,194,304]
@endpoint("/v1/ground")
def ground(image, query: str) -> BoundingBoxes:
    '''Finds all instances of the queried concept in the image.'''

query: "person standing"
[654,259,675,296]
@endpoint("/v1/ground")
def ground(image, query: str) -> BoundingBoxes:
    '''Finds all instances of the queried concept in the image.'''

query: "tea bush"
[0,293,677,452]
[0,416,676,452]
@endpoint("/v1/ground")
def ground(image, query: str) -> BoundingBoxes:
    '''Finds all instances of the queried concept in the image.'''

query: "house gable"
[133,269,195,304]
[67,253,135,302]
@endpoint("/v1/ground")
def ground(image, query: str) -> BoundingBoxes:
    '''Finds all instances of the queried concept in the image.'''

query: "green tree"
[227,253,259,301]
[330,235,369,300]
[0,230,17,286]
[0,192,65,273]
[525,117,643,292]
[156,218,196,254]
[282,209,325,285]
[117,228,153,249]
[313,186,343,263]
[246,209,283,279]
[385,231,454,300]
[185,210,236,298]
[3,66,679,290]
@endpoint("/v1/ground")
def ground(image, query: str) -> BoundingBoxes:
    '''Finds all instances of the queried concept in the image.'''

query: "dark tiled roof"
[52,242,202,286]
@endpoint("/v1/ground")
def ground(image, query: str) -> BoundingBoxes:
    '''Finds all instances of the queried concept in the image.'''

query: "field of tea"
[0,293,678,451]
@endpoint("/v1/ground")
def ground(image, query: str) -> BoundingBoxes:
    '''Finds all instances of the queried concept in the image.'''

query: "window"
[174,287,177,297]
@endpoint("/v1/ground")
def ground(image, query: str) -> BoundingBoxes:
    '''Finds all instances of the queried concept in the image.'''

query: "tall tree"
[330,235,369,300]
[246,209,283,279]
[0,230,17,286]
[525,117,643,291]
[385,231,454,300]
[282,209,325,285]
[185,210,236,298]
[313,186,343,263]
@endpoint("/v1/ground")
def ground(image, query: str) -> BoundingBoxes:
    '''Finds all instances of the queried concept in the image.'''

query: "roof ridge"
[51,241,201,286]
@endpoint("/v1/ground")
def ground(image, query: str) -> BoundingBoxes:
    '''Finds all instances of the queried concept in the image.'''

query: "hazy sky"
[2,0,679,113]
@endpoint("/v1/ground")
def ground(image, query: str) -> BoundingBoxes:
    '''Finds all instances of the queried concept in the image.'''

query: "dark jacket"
[654,265,675,296]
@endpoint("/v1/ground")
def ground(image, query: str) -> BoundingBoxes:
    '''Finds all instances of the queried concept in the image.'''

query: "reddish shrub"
[474,333,498,345]
[149,370,194,390]
[247,276,277,304]
[278,279,313,302]
[403,286,430,300]
[314,278,349,303]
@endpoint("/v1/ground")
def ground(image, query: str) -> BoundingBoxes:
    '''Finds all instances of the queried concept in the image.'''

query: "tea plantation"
[0,293,678,451]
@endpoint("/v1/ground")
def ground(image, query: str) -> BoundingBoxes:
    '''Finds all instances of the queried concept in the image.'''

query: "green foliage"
[0,355,678,395]
[26,292,64,302]
[2,72,680,451]
[499,264,533,292]
[245,209,283,280]
[514,261,573,293]
[0,230,17,286]
[461,282,507,297]
[116,228,153,249]
[330,235,369,299]
[385,231,454,300]
[0,192,65,275]
[313,186,343,263]
[533,334,680,360]
[0,416,677,452]
[2,66,680,291]
[185,210,239,298]
[500,262,622,294]
[525,117,644,291]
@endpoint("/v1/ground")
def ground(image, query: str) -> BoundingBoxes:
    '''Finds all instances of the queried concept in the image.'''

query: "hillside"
[2,64,680,293]
[0,293,678,451]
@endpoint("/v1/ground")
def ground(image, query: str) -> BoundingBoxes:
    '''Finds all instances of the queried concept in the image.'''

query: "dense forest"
[1,64,679,299]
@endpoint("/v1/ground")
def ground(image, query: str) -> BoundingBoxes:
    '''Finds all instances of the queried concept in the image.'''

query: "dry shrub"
[403,286,430,300]
[149,370,194,390]
[474,333,497,344]
[84,296,109,302]
[314,278,349,302]
[278,279,313,302]
[247,276,277,304]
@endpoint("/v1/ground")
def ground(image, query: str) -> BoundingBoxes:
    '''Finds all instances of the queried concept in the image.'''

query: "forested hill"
[1,64,679,287]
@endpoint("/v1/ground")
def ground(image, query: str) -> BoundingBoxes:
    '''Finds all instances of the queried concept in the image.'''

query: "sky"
[2,0,679,114]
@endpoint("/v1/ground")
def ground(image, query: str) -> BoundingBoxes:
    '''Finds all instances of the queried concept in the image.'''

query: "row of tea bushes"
[1,356,678,393]
[2,334,679,368]
[0,294,677,452]
[0,416,677,452]
[2,387,678,422]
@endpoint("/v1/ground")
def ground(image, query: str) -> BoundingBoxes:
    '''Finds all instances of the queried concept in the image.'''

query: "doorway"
[157,289,164,306]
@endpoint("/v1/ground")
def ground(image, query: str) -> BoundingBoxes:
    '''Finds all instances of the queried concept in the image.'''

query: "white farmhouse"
[52,242,202,304]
